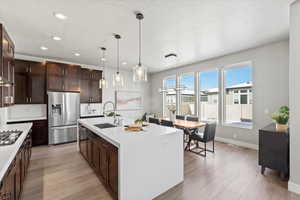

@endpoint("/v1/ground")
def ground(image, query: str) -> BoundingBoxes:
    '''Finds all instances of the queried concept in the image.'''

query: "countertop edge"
[0,123,33,182]
[7,117,47,123]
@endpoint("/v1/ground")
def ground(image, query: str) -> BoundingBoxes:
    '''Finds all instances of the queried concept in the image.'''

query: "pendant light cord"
[117,37,120,73]
[139,19,142,66]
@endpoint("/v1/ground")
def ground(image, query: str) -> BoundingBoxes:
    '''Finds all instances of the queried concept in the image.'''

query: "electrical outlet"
[233,133,237,139]
[264,109,269,115]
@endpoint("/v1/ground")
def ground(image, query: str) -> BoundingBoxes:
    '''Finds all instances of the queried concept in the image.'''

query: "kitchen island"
[77,117,184,200]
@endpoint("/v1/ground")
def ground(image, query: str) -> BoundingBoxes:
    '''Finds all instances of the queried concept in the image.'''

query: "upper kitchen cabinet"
[80,68,102,103]
[46,62,80,92]
[0,24,15,107]
[14,59,46,104]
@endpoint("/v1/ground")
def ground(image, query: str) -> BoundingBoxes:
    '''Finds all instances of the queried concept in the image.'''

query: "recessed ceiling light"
[122,61,127,65]
[40,46,48,51]
[53,12,67,20]
[52,36,62,41]
[74,53,80,56]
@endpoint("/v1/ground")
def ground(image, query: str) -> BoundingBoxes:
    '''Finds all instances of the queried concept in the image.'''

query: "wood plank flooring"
[21,142,300,200]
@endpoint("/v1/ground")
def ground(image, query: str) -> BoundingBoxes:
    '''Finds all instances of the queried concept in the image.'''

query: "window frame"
[221,61,253,129]
[162,75,177,117]
[178,72,197,116]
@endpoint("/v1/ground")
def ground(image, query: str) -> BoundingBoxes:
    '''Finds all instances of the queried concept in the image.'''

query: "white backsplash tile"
[7,104,47,121]
[80,103,102,116]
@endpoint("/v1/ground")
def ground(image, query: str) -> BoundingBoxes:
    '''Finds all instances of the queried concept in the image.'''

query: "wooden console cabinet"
[0,131,32,200]
[79,124,118,199]
[259,123,289,179]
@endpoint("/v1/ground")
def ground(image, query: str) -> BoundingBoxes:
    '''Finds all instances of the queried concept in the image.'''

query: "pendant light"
[99,47,108,89]
[133,12,148,82]
[113,34,124,88]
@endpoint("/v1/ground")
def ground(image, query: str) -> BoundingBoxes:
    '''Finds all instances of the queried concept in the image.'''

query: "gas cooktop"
[0,130,23,146]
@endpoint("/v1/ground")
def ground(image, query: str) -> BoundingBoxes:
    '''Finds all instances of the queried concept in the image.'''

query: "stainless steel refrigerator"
[48,92,80,145]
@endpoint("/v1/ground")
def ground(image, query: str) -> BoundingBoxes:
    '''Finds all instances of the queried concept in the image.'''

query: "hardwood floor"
[21,142,300,200]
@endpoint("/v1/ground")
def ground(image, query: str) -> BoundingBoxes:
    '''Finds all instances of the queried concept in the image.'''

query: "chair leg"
[185,138,192,151]
[204,142,207,157]
[213,140,215,153]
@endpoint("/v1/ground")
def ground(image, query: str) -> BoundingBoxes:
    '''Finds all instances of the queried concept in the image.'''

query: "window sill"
[222,122,253,130]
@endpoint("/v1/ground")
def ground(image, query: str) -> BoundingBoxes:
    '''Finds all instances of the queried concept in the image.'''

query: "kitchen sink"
[94,123,116,129]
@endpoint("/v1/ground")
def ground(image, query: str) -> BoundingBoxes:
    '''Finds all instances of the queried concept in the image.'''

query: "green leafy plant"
[106,112,120,117]
[272,106,289,125]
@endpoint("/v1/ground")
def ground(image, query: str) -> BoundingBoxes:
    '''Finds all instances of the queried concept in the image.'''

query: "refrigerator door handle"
[50,125,77,130]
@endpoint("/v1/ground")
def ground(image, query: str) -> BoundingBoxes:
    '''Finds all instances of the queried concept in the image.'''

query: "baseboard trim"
[288,181,300,195]
[215,137,258,150]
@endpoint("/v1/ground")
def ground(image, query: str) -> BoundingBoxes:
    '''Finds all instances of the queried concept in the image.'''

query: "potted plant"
[272,106,289,132]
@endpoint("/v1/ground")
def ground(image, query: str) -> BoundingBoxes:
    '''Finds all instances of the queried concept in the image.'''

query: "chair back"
[149,117,160,125]
[176,115,185,120]
[186,116,199,122]
[161,120,174,127]
[203,122,217,142]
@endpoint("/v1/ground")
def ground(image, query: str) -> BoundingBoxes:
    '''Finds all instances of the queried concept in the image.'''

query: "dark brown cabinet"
[14,59,46,104]
[0,131,32,200]
[259,123,289,179]
[80,68,102,103]
[47,62,80,92]
[0,24,15,107]
[79,124,118,200]
[8,120,48,146]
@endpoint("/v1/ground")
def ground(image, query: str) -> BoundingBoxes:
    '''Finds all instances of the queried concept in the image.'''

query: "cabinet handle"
[26,97,29,103]
[29,66,31,73]
[29,97,31,103]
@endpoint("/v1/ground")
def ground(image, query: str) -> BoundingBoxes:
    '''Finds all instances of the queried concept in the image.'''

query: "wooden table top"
[173,119,206,129]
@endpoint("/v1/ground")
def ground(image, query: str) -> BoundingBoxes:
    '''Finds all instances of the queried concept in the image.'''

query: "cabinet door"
[108,145,118,196]
[15,152,22,200]
[28,61,46,104]
[90,70,102,103]
[1,28,15,106]
[14,60,30,104]
[46,62,64,91]
[80,68,91,103]
[92,139,100,172]
[87,131,93,165]
[99,139,108,182]
[64,65,80,92]
[31,120,48,146]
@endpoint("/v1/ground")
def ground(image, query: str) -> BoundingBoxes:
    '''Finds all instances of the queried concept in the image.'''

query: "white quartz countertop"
[0,123,33,181]
[78,117,183,148]
[7,116,47,123]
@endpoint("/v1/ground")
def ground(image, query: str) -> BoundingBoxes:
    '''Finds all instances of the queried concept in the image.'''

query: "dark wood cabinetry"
[0,131,32,200]
[0,24,15,107]
[8,120,48,146]
[47,62,80,92]
[259,124,289,179]
[14,59,46,104]
[80,68,102,103]
[79,124,118,200]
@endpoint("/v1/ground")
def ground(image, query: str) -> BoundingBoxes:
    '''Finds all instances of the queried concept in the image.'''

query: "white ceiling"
[0,0,293,73]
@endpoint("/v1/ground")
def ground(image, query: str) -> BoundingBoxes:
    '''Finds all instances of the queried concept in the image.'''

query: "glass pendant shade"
[133,64,147,82]
[99,78,108,89]
[133,12,148,82]
[113,72,124,88]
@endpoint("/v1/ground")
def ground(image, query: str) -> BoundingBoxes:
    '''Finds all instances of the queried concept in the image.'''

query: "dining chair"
[176,115,185,120]
[148,117,160,125]
[186,116,199,122]
[161,120,174,127]
[187,122,217,157]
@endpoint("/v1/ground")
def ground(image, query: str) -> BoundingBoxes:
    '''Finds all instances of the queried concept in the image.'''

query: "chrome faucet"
[103,101,118,124]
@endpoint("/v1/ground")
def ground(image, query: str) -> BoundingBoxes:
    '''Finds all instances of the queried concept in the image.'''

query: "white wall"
[150,40,289,146]
[289,0,300,194]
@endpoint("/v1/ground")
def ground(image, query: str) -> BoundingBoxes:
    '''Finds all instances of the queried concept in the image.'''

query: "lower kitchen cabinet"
[8,120,48,146]
[79,124,118,200]
[0,131,32,200]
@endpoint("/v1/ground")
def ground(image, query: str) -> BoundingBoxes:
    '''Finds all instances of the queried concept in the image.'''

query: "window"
[179,73,196,115]
[199,69,219,122]
[224,64,252,128]
[163,76,177,117]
